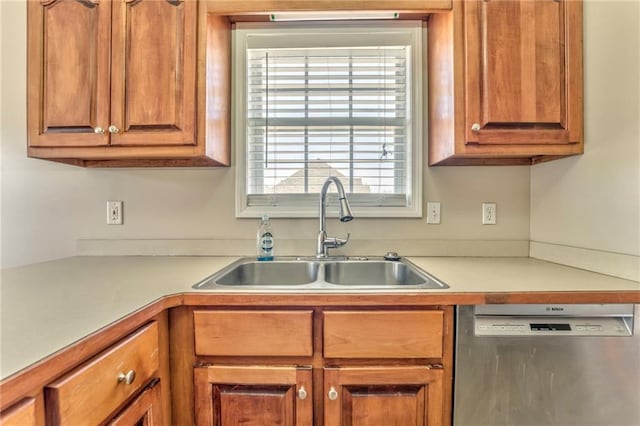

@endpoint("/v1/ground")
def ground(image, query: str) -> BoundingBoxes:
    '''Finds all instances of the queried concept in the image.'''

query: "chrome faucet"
[316,177,354,258]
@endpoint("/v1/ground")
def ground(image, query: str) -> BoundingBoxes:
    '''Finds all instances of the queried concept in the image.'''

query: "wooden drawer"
[323,310,444,358]
[194,310,313,356]
[0,398,37,426]
[45,322,159,425]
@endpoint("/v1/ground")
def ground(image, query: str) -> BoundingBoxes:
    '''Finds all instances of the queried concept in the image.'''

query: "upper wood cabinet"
[27,0,230,167]
[110,0,196,147]
[429,0,583,165]
[27,0,111,149]
[205,0,452,14]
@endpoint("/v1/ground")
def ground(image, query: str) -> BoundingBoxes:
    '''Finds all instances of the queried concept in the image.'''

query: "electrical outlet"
[482,202,497,225]
[107,201,123,225]
[427,202,441,224]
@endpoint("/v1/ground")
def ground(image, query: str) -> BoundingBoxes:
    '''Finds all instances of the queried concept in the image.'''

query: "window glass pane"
[246,44,410,200]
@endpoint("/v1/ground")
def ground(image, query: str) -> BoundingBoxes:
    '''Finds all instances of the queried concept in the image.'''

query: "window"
[234,22,424,218]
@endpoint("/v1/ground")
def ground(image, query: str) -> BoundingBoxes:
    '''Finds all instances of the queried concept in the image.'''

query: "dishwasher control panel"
[474,316,633,337]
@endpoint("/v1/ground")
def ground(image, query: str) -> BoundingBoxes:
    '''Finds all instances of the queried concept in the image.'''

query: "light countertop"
[1,255,638,380]
[408,257,639,293]
[0,256,237,380]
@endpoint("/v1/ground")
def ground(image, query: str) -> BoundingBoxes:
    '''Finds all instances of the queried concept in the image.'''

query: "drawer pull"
[117,370,136,385]
[328,387,338,401]
[297,386,308,400]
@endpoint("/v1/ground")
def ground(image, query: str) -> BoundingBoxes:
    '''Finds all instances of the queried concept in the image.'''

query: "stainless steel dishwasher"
[454,304,640,426]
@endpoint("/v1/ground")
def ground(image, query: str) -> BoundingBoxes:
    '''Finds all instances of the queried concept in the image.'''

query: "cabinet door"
[324,366,444,426]
[464,0,582,145]
[107,381,163,426]
[194,365,313,426]
[27,0,111,147]
[110,0,197,146]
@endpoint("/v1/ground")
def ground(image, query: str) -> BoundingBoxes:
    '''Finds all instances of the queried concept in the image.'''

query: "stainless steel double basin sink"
[193,257,449,291]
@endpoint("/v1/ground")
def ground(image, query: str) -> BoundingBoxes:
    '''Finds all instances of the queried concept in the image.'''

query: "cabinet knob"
[297,386,308,400]
[328,387,338,401]
[471,123,481,132]
[94,127,105,135]
[108,125,120,134]
[117,370,136,385]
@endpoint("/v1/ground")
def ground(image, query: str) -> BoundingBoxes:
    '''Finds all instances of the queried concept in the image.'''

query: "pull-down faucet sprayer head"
[338,197,353,222]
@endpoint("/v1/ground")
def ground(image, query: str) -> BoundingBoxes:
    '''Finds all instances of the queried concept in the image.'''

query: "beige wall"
[530,0,640,273]
[0,1,530,268]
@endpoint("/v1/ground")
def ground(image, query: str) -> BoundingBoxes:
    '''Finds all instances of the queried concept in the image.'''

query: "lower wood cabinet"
[0,305,451,426]
[324,366,444,426]
[194,310,314,357]
[108,380,164,426]
[0,398,38,426]
[190,308,453,426]
[45,322,161,425]
[194,365,313,425]
[193,365,444,426]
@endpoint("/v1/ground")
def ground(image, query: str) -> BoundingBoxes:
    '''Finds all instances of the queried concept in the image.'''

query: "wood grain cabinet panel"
[107,381,164,426]
[323,310,444,358]
[194,310,314,356]
[324,366,444,426]
[27,0,111,148]
[428,0,583,165]
[110,0,196,147]
[465,0,578,145]
[45,322,159,425]
[206,0,452,14]
[0,398,37,426]
[194,365,313,426]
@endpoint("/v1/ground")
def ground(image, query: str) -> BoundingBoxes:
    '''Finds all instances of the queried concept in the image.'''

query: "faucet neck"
[319,176,345,232]
[317,176,352,258]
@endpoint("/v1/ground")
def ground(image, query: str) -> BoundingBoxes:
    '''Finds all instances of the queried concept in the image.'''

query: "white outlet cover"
[107,201,123,225]
[482,202,497,225]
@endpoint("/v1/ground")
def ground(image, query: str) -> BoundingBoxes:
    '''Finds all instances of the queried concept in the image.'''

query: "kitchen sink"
[324,260,430,286]
[194,260,319,287]
[193,257,449,291]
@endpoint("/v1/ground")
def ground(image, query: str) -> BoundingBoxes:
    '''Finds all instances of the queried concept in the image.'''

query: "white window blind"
[234,23,423,217]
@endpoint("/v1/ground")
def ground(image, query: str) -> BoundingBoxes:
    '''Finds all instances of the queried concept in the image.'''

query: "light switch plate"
[427,202,441,224]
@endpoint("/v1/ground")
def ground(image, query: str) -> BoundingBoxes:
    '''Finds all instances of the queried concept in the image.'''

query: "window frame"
[233,21,425,218]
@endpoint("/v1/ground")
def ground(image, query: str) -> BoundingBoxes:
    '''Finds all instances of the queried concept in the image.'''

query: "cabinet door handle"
[117,370,136,385]
[297,386,308,400]
[108,125,120,134]
[471,123,481,132]
[328,387,338,401]
[94,127,105,135]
